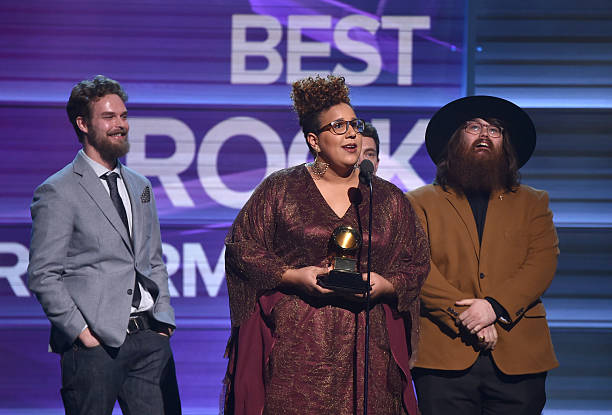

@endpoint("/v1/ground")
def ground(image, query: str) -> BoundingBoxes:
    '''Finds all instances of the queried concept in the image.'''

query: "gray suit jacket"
[28,151,176,352]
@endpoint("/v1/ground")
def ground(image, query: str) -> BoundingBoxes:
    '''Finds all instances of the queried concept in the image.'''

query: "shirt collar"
[80,149,122,178]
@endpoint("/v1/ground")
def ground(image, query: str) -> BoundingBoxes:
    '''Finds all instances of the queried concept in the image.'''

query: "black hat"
[425,95,536,168]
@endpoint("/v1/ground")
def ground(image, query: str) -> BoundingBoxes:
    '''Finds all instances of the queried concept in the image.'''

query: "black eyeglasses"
[316,119,365,135]
[464,122,503,138]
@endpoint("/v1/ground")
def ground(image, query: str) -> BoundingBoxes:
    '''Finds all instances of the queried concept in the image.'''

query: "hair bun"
[291,75,350,125]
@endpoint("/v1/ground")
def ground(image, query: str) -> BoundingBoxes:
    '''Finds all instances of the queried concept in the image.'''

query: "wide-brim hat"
[425,95,536,168]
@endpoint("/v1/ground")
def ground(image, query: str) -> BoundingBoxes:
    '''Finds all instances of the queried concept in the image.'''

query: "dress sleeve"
[225,175,290,327]
[382,192,430,360]
[405,190,467,334]
[384,194,430,313]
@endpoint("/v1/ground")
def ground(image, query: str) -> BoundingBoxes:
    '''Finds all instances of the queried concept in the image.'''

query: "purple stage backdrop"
[0,0,465,410]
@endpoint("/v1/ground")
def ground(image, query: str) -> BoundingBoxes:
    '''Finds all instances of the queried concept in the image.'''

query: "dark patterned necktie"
[102,172,141,308]
[103,173,130,232]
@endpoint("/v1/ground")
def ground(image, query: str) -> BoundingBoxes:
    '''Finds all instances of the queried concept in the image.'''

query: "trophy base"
[317,270,370,294]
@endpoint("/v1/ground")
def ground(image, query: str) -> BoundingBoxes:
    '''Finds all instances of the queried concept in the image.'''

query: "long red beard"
[446,139,508,194]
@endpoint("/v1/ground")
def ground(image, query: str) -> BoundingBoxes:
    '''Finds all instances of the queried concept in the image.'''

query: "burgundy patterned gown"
[224,164,429,415]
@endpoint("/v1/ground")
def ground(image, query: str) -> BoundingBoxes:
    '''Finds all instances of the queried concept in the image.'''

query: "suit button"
[127,289,133,295]
[479,273,485,279]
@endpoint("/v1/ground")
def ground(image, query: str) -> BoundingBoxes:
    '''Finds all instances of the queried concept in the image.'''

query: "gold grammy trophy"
[317,225,370,293]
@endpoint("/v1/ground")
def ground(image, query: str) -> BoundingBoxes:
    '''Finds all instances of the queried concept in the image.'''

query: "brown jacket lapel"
[440,187,480,260]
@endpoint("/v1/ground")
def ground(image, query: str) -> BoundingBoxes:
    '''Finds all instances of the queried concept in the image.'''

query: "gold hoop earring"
[310,154,329,179]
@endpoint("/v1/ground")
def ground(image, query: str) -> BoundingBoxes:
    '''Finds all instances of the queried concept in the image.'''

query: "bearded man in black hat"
[406,96,560,415]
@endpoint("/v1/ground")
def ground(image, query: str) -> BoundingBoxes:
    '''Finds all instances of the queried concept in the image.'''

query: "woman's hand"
[365,272,395,301]
[340,272,395,303]
[339,272,395,303]
[281,266,333,296]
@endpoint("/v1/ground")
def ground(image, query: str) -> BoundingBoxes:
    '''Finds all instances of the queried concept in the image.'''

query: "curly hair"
[291,75,351,156]
[66,75,128,143]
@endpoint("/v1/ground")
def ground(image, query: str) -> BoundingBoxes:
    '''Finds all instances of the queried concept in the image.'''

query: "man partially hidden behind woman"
[222,75,430,414]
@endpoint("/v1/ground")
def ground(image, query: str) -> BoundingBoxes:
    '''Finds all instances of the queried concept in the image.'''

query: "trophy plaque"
[317,225,370,294]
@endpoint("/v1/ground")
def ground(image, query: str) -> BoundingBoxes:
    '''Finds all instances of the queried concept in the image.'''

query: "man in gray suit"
[28,75,178,415]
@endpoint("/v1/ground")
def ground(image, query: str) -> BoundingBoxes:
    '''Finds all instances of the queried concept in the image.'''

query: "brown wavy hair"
[291,75,351,156]
[66,75,128,143]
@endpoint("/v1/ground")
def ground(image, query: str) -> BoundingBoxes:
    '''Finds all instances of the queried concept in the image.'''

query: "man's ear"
[76,116,88,135]
[306,132,319,153]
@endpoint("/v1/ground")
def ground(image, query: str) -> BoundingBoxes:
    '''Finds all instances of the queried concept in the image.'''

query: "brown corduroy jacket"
[406,184,559,375]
